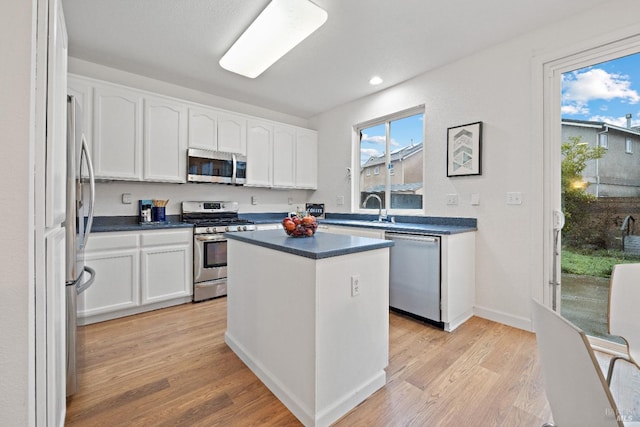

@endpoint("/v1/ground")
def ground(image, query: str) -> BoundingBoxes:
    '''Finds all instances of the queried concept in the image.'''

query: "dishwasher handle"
[385,232,439,243]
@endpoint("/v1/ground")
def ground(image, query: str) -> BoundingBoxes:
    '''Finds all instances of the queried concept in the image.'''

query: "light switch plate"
[471,193,480,205]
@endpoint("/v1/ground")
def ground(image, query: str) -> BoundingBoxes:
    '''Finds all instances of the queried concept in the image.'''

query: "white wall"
[309,0,640,331]
[68,59,315,216]
[0,1,36,425]
[93,181,313,217]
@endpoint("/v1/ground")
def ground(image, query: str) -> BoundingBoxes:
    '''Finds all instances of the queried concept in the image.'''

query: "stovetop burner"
[181,201,256,234]
[185,217,254,227]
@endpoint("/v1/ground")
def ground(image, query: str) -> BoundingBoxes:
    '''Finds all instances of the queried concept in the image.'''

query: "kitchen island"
[224,229,393,427]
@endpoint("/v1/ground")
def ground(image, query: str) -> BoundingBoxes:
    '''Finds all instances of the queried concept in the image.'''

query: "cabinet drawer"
[85,232,138,251]
[140,229,192,246]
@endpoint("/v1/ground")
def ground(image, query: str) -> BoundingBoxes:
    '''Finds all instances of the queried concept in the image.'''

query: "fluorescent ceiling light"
[219,0,328,78]
[369,76,383,85]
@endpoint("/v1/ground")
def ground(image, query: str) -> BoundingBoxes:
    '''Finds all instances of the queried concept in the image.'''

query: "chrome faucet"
[362,194,386,222]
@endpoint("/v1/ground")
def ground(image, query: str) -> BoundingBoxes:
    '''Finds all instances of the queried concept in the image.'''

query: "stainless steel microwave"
[187,148,247,185]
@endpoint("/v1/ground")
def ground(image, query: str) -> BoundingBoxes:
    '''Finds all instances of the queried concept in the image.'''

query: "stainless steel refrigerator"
[65,95,96,397]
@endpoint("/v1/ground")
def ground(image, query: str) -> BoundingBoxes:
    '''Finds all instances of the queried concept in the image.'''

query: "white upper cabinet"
[295,129,318,189]
[272,125,296,188]
[246,120,274,187]
[188,106,217,151]
[70,74,317,186]
[217,111,247,155]
[93,83,143,180]
[247,122,318,189]
[143,95,187,183]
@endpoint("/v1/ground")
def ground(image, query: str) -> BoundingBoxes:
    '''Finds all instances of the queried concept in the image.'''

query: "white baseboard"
[473,305,533,332]
[78,296,192,325]
[445,309,474,332]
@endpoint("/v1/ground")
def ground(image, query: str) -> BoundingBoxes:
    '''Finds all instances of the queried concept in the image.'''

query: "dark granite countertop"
[225,229,393,260]
[91,215,193,232]
[239,212,477,235]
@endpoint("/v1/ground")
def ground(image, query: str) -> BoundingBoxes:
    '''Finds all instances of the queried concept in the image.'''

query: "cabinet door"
[144,96,187,182]
[273,125,296,188]
[295,129,318,189]
[218,112,247,154]
[321,225,385,239]
[45,1,68,229]
[68,76,93,178]
[93,84,143,180]
[140,244,191,304]
[79,249,140,317]
[45,227,65,427]
[246,120,273,187]
[188,106,217,151]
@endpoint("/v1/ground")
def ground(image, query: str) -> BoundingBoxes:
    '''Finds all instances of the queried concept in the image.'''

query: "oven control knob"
[236,226,241,231]
[207,227,213,233]
[225,226,230,232]
[242,226,247,231]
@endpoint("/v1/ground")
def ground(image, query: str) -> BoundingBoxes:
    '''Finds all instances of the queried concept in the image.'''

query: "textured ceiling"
[62,0,610,118]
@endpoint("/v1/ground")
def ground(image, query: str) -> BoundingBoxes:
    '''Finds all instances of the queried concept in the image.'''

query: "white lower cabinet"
[79,228,192,324]
[140,231,192,304]
[255,223,282,231]
[316,224,385,239]
[317,224,476,331]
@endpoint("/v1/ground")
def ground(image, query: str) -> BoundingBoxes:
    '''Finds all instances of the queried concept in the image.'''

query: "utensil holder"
[152,206,166,222]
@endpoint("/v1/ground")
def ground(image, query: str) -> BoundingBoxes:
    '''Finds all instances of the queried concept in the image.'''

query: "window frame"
[352,105,425,215]
[599,133,609,149]
[626,138,633,154]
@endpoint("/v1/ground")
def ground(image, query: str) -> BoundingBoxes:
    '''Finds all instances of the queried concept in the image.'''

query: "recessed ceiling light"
[369,76,383,85]
[219,0,328,79]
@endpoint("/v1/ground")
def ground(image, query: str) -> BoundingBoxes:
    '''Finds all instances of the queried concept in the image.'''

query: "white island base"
[225,234,390,427]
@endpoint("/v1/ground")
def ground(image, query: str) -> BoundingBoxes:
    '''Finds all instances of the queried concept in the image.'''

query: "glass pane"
[389,113,423,209]
[360,123,386,209]
[559,52,640,343]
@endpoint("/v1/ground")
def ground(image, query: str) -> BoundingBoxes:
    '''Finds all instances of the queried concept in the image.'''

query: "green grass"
[561,248,640,278]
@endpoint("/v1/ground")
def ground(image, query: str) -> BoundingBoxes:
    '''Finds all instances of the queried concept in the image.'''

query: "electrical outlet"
[470,193,480,205]
[122,193,132,204]
[251,196,258,205]
[506,192,523,205]
[288,197,293,205]
[446,194,458,205]
[351,275,360,297]
[337,196,345,206]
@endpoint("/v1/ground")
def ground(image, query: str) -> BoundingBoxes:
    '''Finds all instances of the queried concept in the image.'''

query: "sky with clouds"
[360,114,423,165]
[562,52,640,127]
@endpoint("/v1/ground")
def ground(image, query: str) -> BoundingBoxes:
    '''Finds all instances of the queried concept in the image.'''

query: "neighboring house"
[360,143,423,196]
[562,118,640,197]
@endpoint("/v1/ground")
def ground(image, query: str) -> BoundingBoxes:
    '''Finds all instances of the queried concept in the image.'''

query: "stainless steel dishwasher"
[385,232,442,326]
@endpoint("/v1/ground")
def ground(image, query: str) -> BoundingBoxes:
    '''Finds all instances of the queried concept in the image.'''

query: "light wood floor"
[66,298,553,426]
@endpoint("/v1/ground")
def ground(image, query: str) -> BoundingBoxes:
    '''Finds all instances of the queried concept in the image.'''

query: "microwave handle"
[231,153,237,185]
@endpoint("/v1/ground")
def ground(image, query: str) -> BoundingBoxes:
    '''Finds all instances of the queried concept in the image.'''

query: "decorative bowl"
[282,215,318,237]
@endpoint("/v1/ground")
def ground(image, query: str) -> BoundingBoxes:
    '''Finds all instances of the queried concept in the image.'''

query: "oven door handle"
[195,235,226,242]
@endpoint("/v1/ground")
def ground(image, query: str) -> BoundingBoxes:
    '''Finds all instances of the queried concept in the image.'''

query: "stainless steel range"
[182,201,255,302]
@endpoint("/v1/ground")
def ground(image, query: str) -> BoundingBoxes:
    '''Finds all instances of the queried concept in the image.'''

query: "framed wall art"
[447,121,482,177]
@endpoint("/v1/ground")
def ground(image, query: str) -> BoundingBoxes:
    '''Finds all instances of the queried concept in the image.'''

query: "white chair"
[533,299,623,427]
[607,263,640,384]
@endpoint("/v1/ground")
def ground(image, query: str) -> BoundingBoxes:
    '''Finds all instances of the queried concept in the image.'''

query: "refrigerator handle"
[77,266,96,294]
[81,134,96,248]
